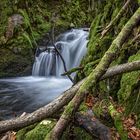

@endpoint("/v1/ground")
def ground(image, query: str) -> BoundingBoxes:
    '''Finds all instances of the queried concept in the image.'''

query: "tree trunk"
[75,112,111,140]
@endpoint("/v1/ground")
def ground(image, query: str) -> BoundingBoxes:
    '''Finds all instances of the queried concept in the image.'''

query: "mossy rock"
[16,124,37,140]
[117,51,140,116]
[16,119,56,140]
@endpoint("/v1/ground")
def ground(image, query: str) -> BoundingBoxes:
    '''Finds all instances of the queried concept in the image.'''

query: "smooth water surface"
[0,76,72,119]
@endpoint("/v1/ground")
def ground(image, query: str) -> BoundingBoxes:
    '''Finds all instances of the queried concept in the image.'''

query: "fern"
[19,9,37,47]
[19,9,31,28]
[22,32,33,48]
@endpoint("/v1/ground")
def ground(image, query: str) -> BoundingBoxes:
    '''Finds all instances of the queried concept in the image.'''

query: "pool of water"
[0,76,72,120]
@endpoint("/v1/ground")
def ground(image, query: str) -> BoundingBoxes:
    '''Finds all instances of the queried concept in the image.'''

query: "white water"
[0,29,89,119]
[32,29,89,77]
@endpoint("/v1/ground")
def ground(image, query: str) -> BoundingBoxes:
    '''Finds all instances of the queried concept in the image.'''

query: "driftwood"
[0,61,140,133]
[101,0,132,38]
[75,112,111,140]
[48,8,140,140]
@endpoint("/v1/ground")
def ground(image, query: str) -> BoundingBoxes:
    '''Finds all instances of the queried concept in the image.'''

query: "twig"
[61,67,83,76]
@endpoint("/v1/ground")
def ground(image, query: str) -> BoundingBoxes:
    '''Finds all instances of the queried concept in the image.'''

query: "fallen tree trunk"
[75,112,111,140]
[0,61,140,133]
[48,8,140,140]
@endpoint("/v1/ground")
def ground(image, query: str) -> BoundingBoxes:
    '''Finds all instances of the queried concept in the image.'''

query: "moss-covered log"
[48,8,140,140]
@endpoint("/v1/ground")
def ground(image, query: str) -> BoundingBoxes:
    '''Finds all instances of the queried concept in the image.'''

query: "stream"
[0,29,89,120]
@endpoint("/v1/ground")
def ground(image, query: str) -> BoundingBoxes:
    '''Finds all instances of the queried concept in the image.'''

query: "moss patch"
[62,125,93,140]
[16,120,56,140]
[117,51,140,119]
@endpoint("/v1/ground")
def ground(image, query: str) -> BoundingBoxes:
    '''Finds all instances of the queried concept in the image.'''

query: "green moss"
[101,1,113,24]
[17,118,94,140]
[84,59,100,76]
[16,124,37,140]
[118,52,140,103]
[26,120,55,140]
[0,0,93,77]
[62,126,93,140]
[118,17,128,33]
[79,0,137,81]
[59,0,92,27]
[16,120,56,140]
[111,7,120,20]
[117,51,140,124]
[108,104,128,140]
[0,48,32,78]
[78,103,88,112]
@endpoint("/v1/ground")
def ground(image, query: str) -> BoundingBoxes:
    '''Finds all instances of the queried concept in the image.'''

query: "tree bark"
[48,8,140,140]
[0,61,140,133]
[101,60,140,80]
[75,112,111,140]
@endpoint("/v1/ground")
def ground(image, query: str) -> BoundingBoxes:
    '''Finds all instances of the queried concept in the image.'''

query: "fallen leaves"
[0,131,16,140]
[123,114,140,140]
[128,127,140,140]
[85,94,94,108]
[109,104,140,140]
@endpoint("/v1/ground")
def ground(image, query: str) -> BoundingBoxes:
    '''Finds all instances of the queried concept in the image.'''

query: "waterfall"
[32,29,89,77]
[0,29,89,119]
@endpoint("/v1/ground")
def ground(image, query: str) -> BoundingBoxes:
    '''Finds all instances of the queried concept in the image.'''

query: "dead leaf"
[85,94,94,108]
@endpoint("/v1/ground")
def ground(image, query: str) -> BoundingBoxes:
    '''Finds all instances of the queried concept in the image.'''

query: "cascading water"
[0,29,89,119]
[32,29,88,77]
